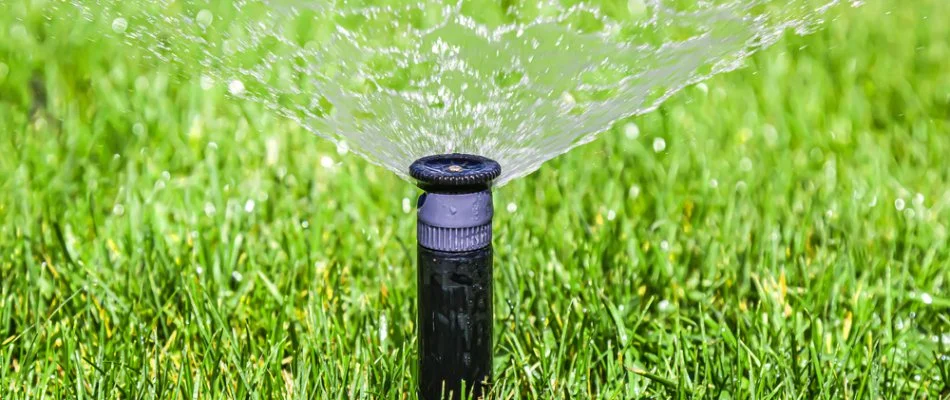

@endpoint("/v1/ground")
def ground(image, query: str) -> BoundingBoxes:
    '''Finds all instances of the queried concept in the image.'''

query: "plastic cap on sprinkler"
[409,153,501,192]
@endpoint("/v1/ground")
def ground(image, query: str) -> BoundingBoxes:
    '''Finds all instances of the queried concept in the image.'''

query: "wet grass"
[1,0,949,398]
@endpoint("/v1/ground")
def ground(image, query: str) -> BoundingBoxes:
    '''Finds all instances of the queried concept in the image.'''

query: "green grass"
[2,0,949,398]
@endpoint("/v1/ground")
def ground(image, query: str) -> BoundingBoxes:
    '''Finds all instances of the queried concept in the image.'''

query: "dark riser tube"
[417,246,492,399]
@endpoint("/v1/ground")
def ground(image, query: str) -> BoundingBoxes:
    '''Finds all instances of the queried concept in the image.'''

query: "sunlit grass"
[1,0,948,398]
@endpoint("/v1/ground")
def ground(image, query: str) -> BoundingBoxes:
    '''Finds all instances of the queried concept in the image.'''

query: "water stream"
[63,0,843,185]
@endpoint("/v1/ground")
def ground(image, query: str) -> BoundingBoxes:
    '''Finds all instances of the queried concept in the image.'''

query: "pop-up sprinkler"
[409,153,501,400]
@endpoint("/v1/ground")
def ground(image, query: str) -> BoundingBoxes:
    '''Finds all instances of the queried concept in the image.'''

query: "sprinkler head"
[411,154,500,253]
[410,153,500,399]
[410,153,501,192]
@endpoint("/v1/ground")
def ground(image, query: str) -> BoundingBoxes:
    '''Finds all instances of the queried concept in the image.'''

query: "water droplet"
[629,185,641,198]
[709,179,719,189]
[336,141,349,155]
[196,10,214,29]
[770,230,781,242]
[506,202,517,213]
[894,198,905,211]
[204,202,216,216]
[628,0,648,16]
[320,156,335,168]
[660,240,670,252]
[913,193,925,207]
[228,79,245,95]
[652,137,666,153]
[623,122,640,139]
[301,220,309,229]
[112,204,125,216]
[196,266,203,275]
[607,209,616,221]
[696,83,709,95]
[559,92,576,111]
[920,292,933,305]
[739,157,753,171]
[111,17,128,34]
[133,123,146,136]
[231,271,243,283]
[244,200,255,213]
[657,299,673,312]
[402,197,411,213]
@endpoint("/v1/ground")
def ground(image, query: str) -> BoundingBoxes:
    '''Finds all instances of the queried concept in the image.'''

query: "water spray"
[410,154,501,400]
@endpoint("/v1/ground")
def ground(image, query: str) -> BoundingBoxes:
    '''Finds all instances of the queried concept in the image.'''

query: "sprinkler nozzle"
[410,153,501,192]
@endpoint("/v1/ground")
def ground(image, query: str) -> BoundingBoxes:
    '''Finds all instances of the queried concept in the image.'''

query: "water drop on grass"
[506,202,517,213]
[894,198,905,211]
[204,202,216,216]
[112,17,128,34]
[559,92,576,112]
[196,10,214,29]
[696,83,709,95]
[739,157,752,171]
[920,292,933,305]
[402,197,411,213]
[244,200,255,213]
[607,209,616,221]
[623,122,640,139]
[913,193,924,207]
[628,0,647,16]
[112,204,125,216]
[652,137,666,153]
[709,179,719,189]
[228,79,245,95]
[231,271,243,283]
[629,185,641,198]
[336,141,349,155]
[320,156,335,168]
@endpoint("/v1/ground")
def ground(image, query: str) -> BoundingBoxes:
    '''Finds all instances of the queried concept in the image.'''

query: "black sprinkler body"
[410,154,500,400]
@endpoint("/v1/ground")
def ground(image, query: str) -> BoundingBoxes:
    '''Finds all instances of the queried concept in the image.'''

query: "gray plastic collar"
[417,190,493,252]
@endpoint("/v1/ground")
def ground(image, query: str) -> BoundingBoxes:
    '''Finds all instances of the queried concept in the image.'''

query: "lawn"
[1,0,949,398]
